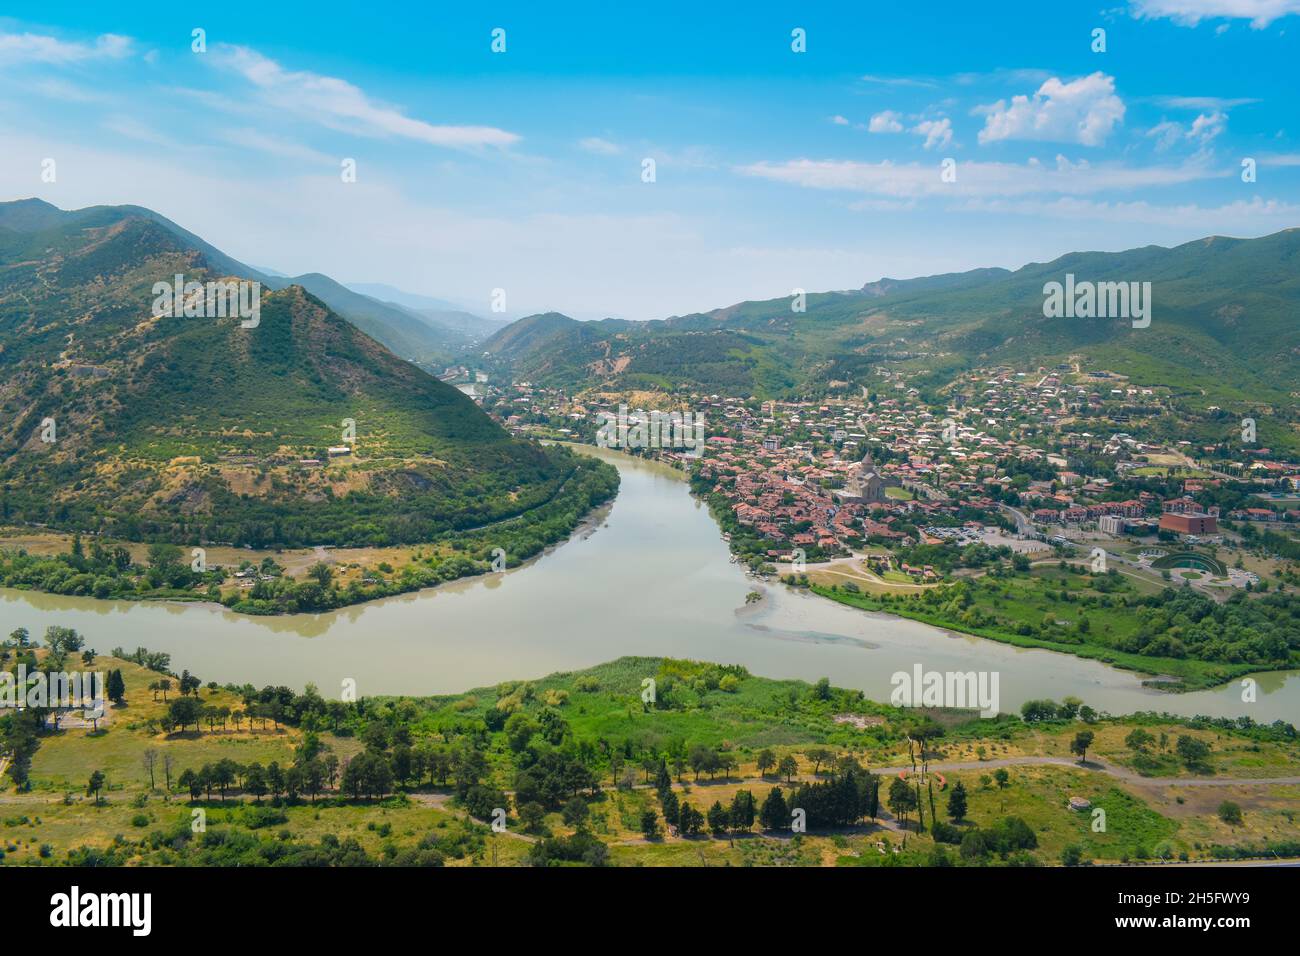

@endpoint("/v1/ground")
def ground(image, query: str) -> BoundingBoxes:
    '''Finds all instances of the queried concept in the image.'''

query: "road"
[871,754,1300,788]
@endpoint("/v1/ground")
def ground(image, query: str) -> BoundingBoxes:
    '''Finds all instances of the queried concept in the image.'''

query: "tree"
[729,790,756,832]
[804,748,832,775]
[993,768,1010,809]
[888,777,917,830]
[778,755,798,783]
[717,751,738,782]
[1218,801,1243,825]
[562,796,589,827]
[211,759,237,801]
[759,787,788,831]
[707,801,730,838]
[639,809,660,841]
[959,829,988,860]
[677,802,703,837]
[519,802,548,834]
[608,751,625,787]
[307,562,334,587]
[1061,844,1084,867]
[1176,735,1212,771]
[266,761,286,799]
[162,753,175,794]
[295,759,321,802]
[1125,728,1154,752]
[688,745,714,782]
[756,748,776,778]
[245,763,268,803]
[106,670,126,705]
[86,770,105,805]
[947,781,968,822]
[179,769,201,802]
[141,749,158,790]
[1070,731,1095,765]
[659,788,679,826]
[168,696,202,734]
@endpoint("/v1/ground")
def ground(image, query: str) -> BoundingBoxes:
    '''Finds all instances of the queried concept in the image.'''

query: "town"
[475,363,1300,605]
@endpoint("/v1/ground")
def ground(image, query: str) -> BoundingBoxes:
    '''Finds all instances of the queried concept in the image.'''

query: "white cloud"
[218,128,335,164]
[847,198,919,213]
[1150,94,1259,110]
[1146,120,1185,151]
[1189,110,1228,141]
[860,74,937,88]
[210,45,520,149]
[1130,0,1300,28]
[912,118,953,150]
[736,155,1219,199]
[977,72,1125,147]
[867,110,905,133]
[0,31,132,66]
[1146,110,1228,149]
[24,77,108,102]
[830,114,850,126]
[578,136,623,155]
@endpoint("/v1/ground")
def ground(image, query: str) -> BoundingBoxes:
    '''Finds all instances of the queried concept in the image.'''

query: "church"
[836,449,890,504]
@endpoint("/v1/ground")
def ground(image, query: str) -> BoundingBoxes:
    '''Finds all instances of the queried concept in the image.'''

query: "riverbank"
[807,582,1272,694]
[670,455,1298,696]
[5,650,1297,869]
[0,451,619,617]
[3,449,1296,720]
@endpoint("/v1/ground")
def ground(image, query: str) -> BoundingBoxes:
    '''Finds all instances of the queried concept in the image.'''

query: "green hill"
[0,199,614,547]
[267,271,465,369]
[482,229,1300,414]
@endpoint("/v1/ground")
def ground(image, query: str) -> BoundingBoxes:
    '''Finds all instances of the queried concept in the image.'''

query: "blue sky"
[2,1,1298,320]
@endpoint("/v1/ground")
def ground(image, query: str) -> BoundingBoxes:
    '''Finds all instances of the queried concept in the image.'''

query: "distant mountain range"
[480,229,1300,414]
[0,198,600,547]
[345,282,510,339]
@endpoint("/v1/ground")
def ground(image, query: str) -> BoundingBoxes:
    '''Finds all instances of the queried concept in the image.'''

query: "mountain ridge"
[479,227,1300,408]
[0,198,612,548]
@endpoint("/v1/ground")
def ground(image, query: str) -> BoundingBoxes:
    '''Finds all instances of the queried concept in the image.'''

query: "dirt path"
[873,755,1300,788]
[406,790,538,842]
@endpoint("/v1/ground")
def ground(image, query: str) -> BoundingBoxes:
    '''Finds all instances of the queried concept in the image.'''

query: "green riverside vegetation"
[3,641,1298,868]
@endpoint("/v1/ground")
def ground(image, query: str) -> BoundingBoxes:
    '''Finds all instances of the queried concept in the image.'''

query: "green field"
[4,645,1298,868]
[811,561,1299,691]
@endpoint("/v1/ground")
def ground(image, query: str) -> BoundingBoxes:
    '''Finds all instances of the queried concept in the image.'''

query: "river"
[3,446,1297,721]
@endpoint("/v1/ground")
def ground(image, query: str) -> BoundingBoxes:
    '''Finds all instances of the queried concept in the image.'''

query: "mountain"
[859,267,1011,297]
[481,229,1300,408]
[345,282,464,314]
[480,310,787,393]
[345,282,510,340]
[0,198,612,547]
[263,271,465,368]
[0,199,477,371]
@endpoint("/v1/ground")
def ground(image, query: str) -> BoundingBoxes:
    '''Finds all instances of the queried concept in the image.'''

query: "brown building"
[1159,512,1217,535]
